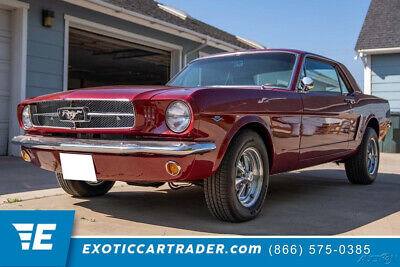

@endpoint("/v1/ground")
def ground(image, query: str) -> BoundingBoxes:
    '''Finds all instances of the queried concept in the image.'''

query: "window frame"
[298,55,354,96]
[167,50,300,90]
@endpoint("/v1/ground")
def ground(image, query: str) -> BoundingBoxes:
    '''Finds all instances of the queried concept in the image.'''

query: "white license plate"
[60,153,97,182]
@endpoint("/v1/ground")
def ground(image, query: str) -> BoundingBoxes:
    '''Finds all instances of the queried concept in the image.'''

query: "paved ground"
[0,154,399,236]
[0,156,59,194]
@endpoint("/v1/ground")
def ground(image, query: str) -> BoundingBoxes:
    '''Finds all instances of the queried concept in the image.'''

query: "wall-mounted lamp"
[42,10,55,28]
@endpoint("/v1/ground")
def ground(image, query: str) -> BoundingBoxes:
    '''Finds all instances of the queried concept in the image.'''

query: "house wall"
[3,0,228,156]
[371,53,400,153]
[22,0,226,98]
[371,54,400,113]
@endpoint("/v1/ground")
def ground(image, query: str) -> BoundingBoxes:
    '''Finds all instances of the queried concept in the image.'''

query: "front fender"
[213,115,274,174]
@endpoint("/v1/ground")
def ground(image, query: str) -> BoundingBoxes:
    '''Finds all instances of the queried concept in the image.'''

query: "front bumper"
[12,135,216,156]
[12,135,217,182]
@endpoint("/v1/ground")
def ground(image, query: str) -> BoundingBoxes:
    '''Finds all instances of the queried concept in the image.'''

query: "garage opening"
[68,28,171,90]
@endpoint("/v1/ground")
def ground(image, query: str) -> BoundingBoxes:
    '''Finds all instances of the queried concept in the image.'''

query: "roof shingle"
[356,0,400,51]
[102,0,254,49]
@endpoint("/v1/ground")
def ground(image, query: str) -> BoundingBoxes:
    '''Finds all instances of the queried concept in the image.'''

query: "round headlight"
[166,101,191,133]
[22,105,33,129]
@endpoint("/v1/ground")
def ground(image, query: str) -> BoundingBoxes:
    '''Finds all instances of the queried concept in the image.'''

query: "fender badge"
[258,98,269,104]
[212,116,223,122]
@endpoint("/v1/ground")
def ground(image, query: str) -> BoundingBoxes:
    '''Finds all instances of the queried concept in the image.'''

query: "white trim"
[358,47,400,55]
[63,19,69,91]
[157,4,187,20]
[363,55,372,95]
[61,0,247,51]
[0,0,29,156]
[63,15,183,89]
[236,36,265,49]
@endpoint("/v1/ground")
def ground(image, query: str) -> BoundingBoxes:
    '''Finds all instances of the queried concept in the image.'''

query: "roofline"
[357,47,400,55]
[61,0,258,51]
[190,49,301,63]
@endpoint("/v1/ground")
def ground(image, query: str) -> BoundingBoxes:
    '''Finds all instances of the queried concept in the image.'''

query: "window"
[338,73,350,95]
[304,59,341,94]
[169,52,297,88]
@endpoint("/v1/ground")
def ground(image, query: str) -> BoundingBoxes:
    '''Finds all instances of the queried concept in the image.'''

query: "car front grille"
[30,99,135,129]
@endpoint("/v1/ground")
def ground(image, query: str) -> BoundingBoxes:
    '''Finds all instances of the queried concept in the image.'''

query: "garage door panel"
[0,8,10,155]
[0,38,11,61]
[0,9,10,31]
[0,96,9,121]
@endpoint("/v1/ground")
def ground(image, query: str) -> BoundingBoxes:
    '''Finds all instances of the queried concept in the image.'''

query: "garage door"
[0,8,11,155]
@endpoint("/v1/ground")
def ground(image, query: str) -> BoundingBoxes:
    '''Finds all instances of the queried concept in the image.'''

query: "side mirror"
[301,77,314,92]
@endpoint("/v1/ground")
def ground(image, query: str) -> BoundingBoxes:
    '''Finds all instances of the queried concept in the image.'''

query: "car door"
[299,57,355,160]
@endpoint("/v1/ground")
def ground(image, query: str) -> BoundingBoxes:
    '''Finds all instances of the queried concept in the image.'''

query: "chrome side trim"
[12,135,216,156]
[355,115,364,140]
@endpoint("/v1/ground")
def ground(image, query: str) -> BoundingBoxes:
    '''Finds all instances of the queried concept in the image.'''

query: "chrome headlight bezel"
[165,101,192,133]
[22,105,33,129]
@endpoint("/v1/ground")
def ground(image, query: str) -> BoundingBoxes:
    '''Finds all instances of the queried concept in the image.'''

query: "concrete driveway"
[1,154,399,236]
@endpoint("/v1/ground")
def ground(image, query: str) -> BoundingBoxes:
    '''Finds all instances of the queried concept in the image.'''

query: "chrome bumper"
[12,135,216,156]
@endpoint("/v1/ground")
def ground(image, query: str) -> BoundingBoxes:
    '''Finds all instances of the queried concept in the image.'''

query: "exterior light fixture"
[42,10,55,28]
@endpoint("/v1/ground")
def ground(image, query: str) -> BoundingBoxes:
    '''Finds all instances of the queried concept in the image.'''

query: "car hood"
[23,85,190,103]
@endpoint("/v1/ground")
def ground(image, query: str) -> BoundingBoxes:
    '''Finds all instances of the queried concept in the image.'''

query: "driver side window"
[304,59,341,94]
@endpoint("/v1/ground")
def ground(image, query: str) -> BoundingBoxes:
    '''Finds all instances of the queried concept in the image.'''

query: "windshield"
[168,52,297,88]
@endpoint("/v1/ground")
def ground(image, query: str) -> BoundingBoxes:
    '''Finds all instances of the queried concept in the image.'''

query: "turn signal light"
[165,161,181,176]
[21,151,31,162]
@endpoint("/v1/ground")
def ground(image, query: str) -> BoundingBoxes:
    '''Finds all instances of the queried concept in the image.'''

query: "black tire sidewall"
[225,131,269,220]
[362,129,380,181]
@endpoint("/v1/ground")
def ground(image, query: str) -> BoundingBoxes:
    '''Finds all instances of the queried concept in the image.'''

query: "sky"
[159,0,371,89]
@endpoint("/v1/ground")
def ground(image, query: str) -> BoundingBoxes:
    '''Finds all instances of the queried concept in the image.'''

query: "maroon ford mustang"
[13,49,391,222]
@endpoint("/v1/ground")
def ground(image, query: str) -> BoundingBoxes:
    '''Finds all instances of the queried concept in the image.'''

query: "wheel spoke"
[237,161,246,174]
[243,155,250,171]
[237,183,246,197]
[235,176,245,189]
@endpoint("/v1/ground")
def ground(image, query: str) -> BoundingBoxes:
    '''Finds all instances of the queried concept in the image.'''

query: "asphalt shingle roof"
[355,0,400,50]
[103,0,254,49]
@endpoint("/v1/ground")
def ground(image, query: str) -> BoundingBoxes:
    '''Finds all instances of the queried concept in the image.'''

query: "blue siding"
[22,0,225,98]
[371,54,400,112]
[371,54,400,153]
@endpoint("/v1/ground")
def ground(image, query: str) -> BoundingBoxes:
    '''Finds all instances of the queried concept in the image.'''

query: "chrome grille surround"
[29,99,135,129]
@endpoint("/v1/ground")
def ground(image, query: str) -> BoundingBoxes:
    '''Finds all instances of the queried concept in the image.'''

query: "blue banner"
[0,211,398,266]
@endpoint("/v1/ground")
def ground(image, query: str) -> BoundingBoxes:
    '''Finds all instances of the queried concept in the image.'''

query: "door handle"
[344,98,356,105]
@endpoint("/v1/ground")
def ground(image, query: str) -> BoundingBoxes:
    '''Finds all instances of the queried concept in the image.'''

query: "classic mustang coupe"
[13,49,391,222]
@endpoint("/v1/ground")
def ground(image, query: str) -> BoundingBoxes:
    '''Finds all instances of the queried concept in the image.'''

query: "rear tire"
[345,127,379,185]
[204,130,269,222]
[56,173,115,197]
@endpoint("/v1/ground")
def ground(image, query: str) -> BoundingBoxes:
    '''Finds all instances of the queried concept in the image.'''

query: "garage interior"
[68,28,171,90]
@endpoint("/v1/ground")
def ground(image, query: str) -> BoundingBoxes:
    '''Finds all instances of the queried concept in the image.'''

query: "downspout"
[183,38,209,66]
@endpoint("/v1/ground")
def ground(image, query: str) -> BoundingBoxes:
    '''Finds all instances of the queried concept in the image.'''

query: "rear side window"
[304,59,341,94]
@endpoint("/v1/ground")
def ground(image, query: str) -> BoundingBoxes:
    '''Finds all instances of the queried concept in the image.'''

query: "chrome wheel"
[367,138,379,175]
[235,147,264,207]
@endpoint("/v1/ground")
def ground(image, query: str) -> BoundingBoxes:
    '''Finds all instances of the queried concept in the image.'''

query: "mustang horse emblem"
[61,110,83,120]
[57,107,87,122]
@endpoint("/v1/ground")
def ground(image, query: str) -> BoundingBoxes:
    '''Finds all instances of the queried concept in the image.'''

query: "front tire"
[345,127,379,185]
[204,130,269,222]
[56,173,115,197]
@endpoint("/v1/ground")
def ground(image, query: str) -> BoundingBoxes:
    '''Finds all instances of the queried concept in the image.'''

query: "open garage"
[67,28,172,89]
